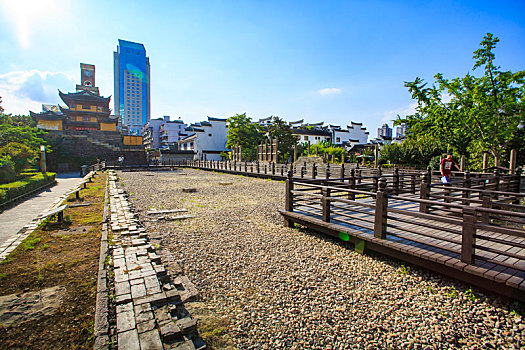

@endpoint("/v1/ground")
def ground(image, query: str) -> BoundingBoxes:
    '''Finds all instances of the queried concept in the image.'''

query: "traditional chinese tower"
[56,63,117,131]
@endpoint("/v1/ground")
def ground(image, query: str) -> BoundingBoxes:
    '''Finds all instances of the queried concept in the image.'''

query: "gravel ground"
[120,169,524,350]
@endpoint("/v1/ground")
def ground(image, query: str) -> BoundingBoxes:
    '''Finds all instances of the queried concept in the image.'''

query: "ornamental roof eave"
[58,89,111,106]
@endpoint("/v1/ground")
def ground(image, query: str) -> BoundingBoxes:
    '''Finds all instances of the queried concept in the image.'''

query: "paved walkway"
[0,173,82,249]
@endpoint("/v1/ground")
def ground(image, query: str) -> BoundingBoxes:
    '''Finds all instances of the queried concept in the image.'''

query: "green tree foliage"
[302,140,346,163]
[267,116,297,162]
[396,33,525,170]
[379,136,445,168]
[226,113,264,161]
[0,97,48,183]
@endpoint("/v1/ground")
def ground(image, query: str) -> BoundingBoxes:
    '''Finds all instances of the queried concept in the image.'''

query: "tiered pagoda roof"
[58,90,111,107]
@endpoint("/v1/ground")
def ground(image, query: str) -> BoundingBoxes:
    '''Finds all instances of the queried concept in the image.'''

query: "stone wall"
[45,130,146,172]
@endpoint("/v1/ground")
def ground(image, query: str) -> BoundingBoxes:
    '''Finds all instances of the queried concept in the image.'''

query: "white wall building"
[160,119,187,149]
[332,122,369,145]
[142,116,187,150]
[292,128,332,145]
[178,117,228,160]
[142,117,167,150]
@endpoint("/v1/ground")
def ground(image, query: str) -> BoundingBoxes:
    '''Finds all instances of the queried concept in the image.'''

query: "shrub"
[0,172,56,205]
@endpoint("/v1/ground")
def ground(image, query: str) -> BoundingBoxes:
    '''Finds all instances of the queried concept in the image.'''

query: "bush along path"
[101,170,205,350]
[0,171,106,349]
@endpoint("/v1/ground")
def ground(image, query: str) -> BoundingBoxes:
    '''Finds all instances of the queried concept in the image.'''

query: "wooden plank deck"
[281,195,525,301]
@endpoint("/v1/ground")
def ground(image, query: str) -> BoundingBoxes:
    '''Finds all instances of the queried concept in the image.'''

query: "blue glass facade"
[114,39,150,135]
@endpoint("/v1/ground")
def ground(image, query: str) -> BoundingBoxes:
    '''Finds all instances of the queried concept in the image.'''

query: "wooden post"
[393,166,399,194]
[300,162,305,178]
[307,141,311,155]
[494,154,501,168]
[374,144,379,168]
[427,166,432,184]
[272,162,275,175]
[461,208,476,264]
[510,149,517,174]
[322,186,331,222]
[483,152,489,171]
[374,177,388,239]
[460,155,466,172]
[410,174,416,194]
[493,168,500,195]
[256,161,260,174]
[264,163,267,174]
[340,163,345,179]
[284,170,294,228]
[419,172,430,213]
[293,145,297,162]
[373,176,379,192]
[462,171,471,205]
[312,163,317,179]
[348,169,356,201]
[326,163,330,179]
[481,194,491,224]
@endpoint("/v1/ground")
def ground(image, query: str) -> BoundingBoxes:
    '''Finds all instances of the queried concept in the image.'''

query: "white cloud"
[0,70,75,115]
[381,102,417,123]
[318,87,341,96]
[0,0,68,49]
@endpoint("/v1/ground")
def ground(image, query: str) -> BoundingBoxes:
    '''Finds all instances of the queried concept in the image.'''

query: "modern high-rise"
[114,39,150,135]
[377,123,393,139]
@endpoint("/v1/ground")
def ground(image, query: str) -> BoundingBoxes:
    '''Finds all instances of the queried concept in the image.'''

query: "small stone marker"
[182,188,196,193]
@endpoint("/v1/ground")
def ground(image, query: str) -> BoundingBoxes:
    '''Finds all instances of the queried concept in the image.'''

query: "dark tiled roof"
[293,128,331,136]
[58,90,111,105]
[208,117,227,122]
[30,110,64,121]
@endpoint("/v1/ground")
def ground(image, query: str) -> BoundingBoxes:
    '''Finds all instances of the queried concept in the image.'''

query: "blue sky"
[0,0,523,136]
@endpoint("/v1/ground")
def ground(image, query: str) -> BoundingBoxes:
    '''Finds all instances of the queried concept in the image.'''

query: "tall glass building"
[114,39,150,135]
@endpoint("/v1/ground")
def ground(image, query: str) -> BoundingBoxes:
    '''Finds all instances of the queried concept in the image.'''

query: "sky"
[0,0,524,136]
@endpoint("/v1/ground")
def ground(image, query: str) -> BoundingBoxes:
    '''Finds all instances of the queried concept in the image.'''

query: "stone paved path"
[0,172,82,251]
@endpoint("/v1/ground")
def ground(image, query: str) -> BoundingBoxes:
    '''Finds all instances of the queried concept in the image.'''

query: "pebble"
[120,169,525,349]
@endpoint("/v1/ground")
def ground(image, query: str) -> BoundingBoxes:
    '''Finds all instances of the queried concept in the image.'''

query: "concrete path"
[0,172,82,249]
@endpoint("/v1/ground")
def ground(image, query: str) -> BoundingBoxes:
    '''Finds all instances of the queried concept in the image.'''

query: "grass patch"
[0,171,107,349]
[0,172,56,205]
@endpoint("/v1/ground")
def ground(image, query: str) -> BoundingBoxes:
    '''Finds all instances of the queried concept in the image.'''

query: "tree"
[267,116,297,162]
[226,113,264,161]
[0,96,49,182]
[398,33,525,169]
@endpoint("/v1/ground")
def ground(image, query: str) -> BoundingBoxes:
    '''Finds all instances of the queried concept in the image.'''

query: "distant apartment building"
[160,119,187,149]
[377,123,393,139]
[142,116,187,150]
[395,123,407,139]
[114,39,150,135]
[142,117,166,150]
[178,117,228,160]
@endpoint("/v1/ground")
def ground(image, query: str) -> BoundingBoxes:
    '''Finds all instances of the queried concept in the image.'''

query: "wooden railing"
[283,171,525,276]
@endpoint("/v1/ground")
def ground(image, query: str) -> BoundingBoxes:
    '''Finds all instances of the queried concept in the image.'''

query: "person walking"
[440,153,460,182]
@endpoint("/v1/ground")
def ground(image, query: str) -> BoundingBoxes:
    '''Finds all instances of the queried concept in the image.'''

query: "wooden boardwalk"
[280,175,525,301]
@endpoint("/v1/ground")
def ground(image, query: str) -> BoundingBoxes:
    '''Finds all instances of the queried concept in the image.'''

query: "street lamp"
[40,145,46,175]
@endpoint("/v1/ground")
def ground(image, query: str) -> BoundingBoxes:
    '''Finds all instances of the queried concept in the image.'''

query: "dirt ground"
[0,173,106,350]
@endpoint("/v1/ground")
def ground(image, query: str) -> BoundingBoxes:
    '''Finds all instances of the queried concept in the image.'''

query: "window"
[336,137,340,143]
[82,105,91,109]
[83,116,90,121]
[304,136,308,141]
[208,133,212,137]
